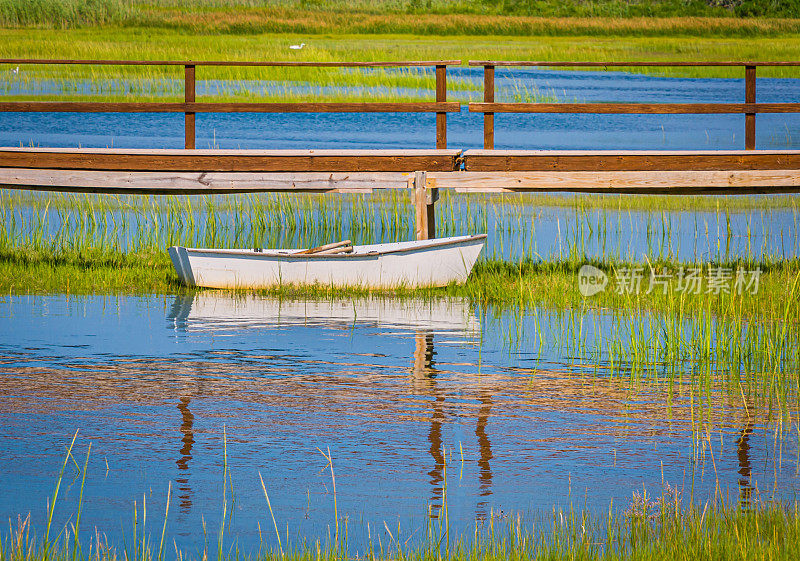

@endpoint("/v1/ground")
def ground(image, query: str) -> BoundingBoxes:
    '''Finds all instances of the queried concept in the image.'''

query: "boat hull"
[168,235,486,289]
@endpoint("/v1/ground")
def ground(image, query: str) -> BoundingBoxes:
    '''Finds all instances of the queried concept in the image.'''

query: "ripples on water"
[0,293,797,552]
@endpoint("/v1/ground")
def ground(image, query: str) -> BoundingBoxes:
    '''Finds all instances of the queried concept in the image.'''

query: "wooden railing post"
[745,65,756,150]
[435,64,447,149]
[184,64,196,149]
[483,65,495,149]
[414,170,437,240]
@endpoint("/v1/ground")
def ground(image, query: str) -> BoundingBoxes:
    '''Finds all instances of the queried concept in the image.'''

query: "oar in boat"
[296,240,353,255]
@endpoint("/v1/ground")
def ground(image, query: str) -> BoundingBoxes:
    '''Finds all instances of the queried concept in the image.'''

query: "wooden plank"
[468,61,800,67]
[463,149,800,155]
[483,65,495,150]
[468,102,800,114]
[184,64,195,150]
[0,147,463,156]
[0,149,462,172]
[745,65,757,150]
[0,169,413,194]
[428,170,800,194]
[462,150,800,171]
[0,101,462,113]
[0,59,462,67]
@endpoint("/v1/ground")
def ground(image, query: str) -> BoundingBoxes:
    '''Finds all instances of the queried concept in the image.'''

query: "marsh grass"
[2,189,800,412]
[3,28,800,84]
[2,190,798,266]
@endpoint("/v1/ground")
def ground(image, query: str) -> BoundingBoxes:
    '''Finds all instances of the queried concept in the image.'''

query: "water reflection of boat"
[167,234,486,289]
[168,293,481,335]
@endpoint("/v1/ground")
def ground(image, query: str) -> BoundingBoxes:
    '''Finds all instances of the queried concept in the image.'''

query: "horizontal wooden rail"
[468,60,800,67]
[0,101,461,113]
[0,59,461,67]
[0,148,463,172]
[427,170,800,195]
[0,169,413,194]
[469,103,800,114]
[461,149,800,171]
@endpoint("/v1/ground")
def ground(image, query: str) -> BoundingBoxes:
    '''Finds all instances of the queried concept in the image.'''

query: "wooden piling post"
[184,64,196,149]
[414,171,438,240]
[483,65,495,149]
[745,65,756,150]
[435,65,447,149]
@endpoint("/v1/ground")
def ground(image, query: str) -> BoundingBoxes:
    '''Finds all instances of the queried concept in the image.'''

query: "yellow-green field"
[4,29,800,78]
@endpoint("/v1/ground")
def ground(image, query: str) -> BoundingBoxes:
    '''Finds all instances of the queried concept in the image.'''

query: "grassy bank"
[2,245,797,310]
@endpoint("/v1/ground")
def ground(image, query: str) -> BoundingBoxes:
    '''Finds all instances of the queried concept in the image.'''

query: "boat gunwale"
[174,234,487,259]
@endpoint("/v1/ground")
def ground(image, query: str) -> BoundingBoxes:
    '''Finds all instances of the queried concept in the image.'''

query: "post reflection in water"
[736,422,755,507]
[411,331,445,517]
[176,396,195,515]
[475,393,493,521]
[410,331,493,519]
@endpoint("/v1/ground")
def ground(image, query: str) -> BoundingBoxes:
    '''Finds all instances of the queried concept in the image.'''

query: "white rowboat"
[168,234,486,289]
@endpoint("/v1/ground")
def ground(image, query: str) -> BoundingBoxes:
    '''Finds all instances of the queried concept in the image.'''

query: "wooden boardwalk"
[2,58,800,239]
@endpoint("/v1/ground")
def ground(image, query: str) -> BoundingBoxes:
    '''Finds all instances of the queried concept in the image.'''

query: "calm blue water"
[2,68,800,150]
[2,68,800,554]
[0,293,797,554]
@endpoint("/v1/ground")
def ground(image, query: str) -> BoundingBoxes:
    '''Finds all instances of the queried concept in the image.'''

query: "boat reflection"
[167,293,480,335]
[169,293,484,518]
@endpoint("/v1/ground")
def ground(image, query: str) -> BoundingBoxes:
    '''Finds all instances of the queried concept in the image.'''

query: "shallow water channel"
[0,293,797,553]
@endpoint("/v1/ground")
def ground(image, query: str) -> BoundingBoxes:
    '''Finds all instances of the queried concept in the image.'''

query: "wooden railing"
[468,61,800,150]
[0,59,461,149]
[3,59,800,152]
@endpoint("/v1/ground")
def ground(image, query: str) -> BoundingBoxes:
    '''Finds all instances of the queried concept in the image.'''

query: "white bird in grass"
[12,66,19,74]
[289,43,306,50]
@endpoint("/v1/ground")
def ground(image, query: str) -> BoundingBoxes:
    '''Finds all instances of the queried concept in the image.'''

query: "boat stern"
[168,246,196,287]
